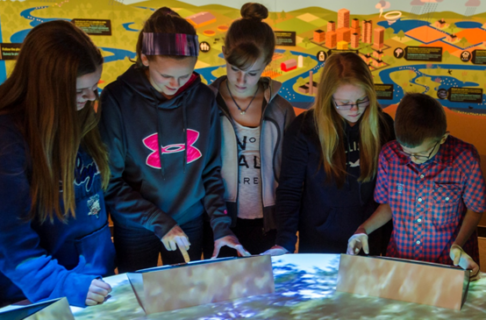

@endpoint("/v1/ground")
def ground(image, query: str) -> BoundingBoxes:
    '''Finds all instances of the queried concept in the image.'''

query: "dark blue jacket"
[99,65,231,240]
[0,114,115,307]
[276,110,394,254]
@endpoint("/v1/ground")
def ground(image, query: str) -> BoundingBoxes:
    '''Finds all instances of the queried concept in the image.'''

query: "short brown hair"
[224,3,275,70]
[395,93,447,147]
[135,7,196,65]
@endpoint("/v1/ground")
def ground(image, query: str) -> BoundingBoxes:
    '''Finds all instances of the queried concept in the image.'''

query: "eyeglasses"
[399,139,441,161]
[332,98,370,111]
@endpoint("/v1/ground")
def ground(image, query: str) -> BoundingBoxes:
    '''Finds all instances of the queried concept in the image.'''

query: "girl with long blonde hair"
[264,52,394,255]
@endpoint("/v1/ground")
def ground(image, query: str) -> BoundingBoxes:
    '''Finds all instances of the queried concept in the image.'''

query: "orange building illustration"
[326,31,337,48]
[351,33,359,48]
[351,18,361,38]
[338,8,350,29]
[314,29,326,43]
[337,28,351,42]
[362,20,372,44]
[373,28,384,49]
[328,21,336,32]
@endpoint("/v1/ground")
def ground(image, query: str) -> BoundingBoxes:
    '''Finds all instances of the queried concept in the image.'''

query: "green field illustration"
[1,0,486,113]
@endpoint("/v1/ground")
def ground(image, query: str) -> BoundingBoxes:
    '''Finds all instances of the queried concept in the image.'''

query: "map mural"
[1,0,486,157]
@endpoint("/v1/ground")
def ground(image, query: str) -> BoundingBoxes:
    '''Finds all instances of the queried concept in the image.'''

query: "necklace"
[225,79,259,115]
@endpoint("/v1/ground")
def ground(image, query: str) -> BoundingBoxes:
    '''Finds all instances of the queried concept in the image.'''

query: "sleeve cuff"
[276,234,297,254]
[211,221,234,241]
[65,274,98,307]
[153,218,178,240]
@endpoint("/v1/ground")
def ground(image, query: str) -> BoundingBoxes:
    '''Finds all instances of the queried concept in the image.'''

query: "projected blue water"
[70,254,486,319]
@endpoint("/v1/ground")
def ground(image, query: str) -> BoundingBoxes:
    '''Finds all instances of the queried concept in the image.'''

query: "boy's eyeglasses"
[333,98,370,111]
[399,139,441,161]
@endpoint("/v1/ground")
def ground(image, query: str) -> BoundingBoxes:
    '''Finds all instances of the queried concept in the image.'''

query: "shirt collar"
[393,136,451,166]
[434,136,453,165]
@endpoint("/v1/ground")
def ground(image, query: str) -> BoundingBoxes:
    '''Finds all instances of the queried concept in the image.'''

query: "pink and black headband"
[142,33,199,57]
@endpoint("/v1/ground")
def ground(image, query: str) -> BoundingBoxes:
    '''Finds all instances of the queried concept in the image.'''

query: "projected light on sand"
[337,255,469,310]
[71,254,486,320]
[128,256,274,314]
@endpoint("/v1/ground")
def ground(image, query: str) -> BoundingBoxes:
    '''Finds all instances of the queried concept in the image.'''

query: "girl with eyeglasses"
[263,52,395,255]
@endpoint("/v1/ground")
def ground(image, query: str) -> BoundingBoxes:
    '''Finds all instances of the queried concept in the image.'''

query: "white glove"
[261,245,289,256]
[450,244,480,281]
[347,233,369,255]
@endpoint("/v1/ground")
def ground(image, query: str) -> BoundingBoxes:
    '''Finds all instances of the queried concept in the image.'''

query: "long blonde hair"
[313,52,387,187]
[0,21,110,222]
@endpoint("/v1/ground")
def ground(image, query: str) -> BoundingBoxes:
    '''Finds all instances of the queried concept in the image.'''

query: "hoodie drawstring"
[156,106,166,180]
[182,93,188,173]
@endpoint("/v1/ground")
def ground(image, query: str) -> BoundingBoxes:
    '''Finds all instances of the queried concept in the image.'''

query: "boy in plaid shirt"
[347,93,486,280]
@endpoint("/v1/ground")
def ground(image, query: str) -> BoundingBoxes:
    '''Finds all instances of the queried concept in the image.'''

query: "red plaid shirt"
[374,136,486,265]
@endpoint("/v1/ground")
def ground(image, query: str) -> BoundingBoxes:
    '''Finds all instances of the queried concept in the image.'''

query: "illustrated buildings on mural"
[435,18,446,29]
[351,33,359,48]
[362,20,373,44]
[280,59,297,72]
[373,28,384,49]
[0,1,485,113]
[351,19,361,37]
[307,8,390,73]
[314,29,325,43]
[328,21,336,32]
[309,8,388,55]
[298,70,318,95]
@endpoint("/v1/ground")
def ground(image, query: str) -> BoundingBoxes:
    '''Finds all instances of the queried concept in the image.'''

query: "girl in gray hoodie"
[207,3,295,255]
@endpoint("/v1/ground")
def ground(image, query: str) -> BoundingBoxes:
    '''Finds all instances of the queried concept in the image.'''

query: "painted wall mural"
[1,0,486,158]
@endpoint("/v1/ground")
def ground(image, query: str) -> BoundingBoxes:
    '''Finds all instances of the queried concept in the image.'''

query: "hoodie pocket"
[74,223,116,276]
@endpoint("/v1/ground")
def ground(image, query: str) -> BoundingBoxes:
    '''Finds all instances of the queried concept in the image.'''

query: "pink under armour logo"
[143,129,202,168]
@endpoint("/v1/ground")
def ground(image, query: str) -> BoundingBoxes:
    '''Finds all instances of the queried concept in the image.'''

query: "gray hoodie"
[209,76,295,231]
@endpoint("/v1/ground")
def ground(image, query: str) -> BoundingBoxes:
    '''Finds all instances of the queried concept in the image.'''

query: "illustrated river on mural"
[1,2,486,114]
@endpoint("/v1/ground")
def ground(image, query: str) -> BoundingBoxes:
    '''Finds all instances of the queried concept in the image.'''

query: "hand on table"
[212,235,250,258]
[347,230,369,255]
[85,279,112,306]
[161,225,191,252]
[261,245,288,256]
[450,244,480,281]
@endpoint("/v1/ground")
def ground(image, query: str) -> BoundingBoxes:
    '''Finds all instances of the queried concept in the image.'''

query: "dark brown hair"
[224,3,275,69]
[136,7,196,65]
[0,20,110,223]
[395,93,447,147]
